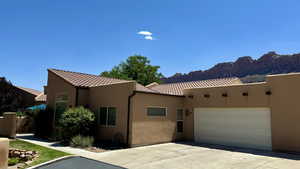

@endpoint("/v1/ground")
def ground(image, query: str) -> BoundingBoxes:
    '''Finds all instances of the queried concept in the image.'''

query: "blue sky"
[1,0,300,90]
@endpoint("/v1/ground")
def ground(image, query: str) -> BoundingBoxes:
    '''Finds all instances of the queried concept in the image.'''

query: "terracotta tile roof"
[148,78,242,96]
[16,86,42,96]
[35,93,47,102]
[48,69,132,87]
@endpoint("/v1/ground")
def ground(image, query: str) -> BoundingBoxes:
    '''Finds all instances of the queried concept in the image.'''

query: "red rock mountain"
[162,52,300,83]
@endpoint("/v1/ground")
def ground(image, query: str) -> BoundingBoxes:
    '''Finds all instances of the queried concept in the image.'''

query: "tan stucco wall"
[89,82,135,143]
[183,82,270,141]
[184,73,300,152]
[130,93,184,146]
[266,74,300,152]
[16,88,37,108]
[0,113,17,138]
[46,71,76,109]
[77,88,89,107]
[0,138,8,169]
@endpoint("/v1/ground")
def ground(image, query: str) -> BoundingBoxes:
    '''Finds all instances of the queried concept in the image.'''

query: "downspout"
[75,87,79,107]
[127,91,136,147]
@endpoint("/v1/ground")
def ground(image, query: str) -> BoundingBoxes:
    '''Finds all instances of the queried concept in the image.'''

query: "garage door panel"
[194,108,272,150]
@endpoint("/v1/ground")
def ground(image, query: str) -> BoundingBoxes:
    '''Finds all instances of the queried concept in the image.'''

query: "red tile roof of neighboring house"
[16,86,42,96]
[148,78,242,96]
[48,69,132,88]
[35,93,47,102]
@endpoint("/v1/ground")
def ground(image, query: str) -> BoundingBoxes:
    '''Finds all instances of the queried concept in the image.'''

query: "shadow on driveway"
[32,156,127,169]
[176,141,300,160]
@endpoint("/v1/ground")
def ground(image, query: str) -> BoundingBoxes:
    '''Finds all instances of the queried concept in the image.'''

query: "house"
[15,86,46,107]
[47,68,300,152]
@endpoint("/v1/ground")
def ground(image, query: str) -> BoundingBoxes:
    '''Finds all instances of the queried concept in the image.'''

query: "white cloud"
[144,35,153,40]
[137,31,152,36]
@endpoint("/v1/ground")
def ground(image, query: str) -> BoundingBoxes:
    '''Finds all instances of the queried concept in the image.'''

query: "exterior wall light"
[188,95,194,99]
[222,93,228,97]
[204,94,210,98]
[265,91,272,95]
[242,92,248,96]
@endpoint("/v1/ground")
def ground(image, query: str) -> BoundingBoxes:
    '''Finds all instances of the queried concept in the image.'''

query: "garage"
[194,108,272,150]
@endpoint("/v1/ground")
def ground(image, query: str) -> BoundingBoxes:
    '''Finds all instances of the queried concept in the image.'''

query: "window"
[98,107,116,126]
[147,107,167,116]
[55,94,68,120]
[177,109,183,133]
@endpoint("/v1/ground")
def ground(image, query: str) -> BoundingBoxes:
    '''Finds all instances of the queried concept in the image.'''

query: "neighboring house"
[47,68,300,153]
[15,86,46,107]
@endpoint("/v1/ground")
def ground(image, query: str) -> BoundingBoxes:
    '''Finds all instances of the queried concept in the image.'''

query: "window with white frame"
[147,107,167,116]
[177,109,183,133]
[98,107,116,126]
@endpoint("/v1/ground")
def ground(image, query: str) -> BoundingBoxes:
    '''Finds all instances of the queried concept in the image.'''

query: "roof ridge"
[48,68,131,82]
[157,77,240,86]
[15,86,42,95]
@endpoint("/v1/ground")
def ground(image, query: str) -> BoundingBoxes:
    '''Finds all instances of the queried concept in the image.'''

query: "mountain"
[162,52,300,83]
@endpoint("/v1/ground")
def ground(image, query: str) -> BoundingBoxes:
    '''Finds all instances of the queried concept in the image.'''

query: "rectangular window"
[177,109,183,133]
[99,107,117,126]
[108,107,116,126]
[99,107,107,125]
[55,94,68,121]
[147,107,167,116]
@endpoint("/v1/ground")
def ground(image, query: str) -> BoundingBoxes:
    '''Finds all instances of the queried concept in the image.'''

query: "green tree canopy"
[101,55,164,85]
[0,77,22,115]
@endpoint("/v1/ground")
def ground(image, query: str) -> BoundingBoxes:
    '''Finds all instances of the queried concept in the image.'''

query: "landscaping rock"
[9,148,37,161]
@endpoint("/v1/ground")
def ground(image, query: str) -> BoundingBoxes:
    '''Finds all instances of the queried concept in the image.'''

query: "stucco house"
[47,68,300,153]
[15,86,46,107]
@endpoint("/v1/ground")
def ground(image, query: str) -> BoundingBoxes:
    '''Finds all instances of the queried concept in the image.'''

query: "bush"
[59,107,95,141]
[70,135,94,148]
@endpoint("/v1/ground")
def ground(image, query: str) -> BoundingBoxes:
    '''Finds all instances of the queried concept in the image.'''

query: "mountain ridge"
[162,52,300,83]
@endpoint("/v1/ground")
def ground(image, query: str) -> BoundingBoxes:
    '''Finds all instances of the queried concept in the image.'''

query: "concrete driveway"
[93,142,300,169]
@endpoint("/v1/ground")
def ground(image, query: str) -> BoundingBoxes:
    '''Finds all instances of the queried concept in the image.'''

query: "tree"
[0,77,22,115]
[101,55,164,85]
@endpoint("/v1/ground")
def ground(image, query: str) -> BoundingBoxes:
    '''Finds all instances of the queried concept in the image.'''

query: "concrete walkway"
[16,134,102,159]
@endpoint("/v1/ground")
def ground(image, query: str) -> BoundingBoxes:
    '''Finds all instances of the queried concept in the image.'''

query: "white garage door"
[194,108,272,150]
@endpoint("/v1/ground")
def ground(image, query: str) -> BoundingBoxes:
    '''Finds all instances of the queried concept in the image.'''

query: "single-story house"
[15,86,47,107]
[47,68,300,152]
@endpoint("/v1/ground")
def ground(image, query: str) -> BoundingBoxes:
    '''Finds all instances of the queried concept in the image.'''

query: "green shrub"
[70,135,94,148]
[8,157,20,166]
[16,111,25,117]
[59,107,95,141]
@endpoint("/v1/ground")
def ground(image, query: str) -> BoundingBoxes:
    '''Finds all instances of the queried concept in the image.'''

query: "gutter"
[127,91,137,147]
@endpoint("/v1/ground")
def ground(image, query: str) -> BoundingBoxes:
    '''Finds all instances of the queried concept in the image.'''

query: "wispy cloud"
[137,30,155,40]
[137,31,152,36]
[144,35,153,40]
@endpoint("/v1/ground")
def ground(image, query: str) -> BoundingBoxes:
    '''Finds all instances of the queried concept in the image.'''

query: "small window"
[177,109,183,133]
[147,107,167,116]
[99,107,117,126]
